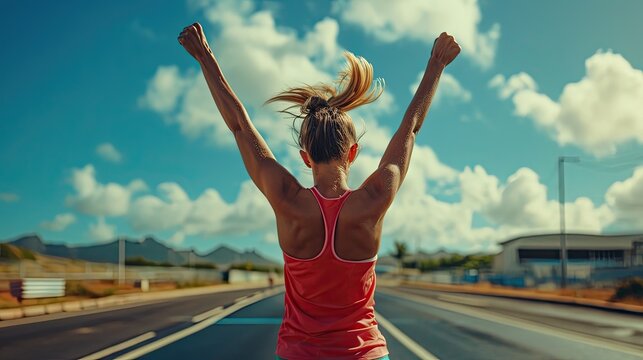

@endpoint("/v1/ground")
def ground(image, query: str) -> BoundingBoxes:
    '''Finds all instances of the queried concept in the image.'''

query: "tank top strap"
[308,186,352,256]
[309,186,351,201]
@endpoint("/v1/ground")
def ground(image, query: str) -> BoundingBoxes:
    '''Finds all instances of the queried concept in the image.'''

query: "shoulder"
[271,185,314,217]
[339,187,390,224]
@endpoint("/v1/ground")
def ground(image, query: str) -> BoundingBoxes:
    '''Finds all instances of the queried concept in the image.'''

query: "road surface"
[0,285,641,359]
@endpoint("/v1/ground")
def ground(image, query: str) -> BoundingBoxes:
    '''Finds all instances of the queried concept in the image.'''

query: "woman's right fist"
[430,32,461,67]
[178,22,212,63]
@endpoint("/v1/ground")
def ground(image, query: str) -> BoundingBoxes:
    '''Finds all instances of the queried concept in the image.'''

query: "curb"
[397,281,643,316]
[0,281,277,321]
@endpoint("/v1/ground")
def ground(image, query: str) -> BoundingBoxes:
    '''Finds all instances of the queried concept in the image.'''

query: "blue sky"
[1,0,642,262]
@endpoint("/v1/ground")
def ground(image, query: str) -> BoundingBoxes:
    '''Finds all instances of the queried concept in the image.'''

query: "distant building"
[375,255,400,274]
[493,233,643,276]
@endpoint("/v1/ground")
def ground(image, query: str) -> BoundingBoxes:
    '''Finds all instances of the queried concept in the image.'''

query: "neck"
[311,161,350,197]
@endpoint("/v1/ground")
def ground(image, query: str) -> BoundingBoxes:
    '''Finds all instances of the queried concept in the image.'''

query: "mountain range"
[2,233,280,267]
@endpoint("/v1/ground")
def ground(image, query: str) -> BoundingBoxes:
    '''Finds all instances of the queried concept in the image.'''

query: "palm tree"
[391,240,408,269]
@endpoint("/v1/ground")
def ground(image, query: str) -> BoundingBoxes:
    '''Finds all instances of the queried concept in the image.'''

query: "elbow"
[405,116,421,135]
[411,125,421,136]
[411,115,423,135]
[226,113,246,134]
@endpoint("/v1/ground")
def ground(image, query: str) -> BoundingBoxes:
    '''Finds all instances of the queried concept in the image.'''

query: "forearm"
[403,58,445,134]
[198,52,250,133]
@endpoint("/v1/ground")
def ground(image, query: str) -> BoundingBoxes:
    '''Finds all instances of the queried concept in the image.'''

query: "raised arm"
[178,23,301,208]
[362,32,460,209]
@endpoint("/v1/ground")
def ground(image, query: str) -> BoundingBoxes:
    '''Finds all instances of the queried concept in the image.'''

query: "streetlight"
[118,236,125,285]
[558,156,580,289]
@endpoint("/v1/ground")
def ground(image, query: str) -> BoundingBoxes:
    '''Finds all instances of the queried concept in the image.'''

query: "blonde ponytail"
[266,52,384,163]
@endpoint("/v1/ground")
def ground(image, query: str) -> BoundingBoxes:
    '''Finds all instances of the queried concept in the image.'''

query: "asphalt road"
[1,285,641,360]
[374,287,642,360]
[0,286,267,360]
[391,286,643,349]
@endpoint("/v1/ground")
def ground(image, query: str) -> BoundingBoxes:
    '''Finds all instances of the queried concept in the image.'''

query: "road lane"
[390,286,643,348]
[139,292,422,360]
[375,288,643,360]
[3,284,641,359]
[0,287,267,360]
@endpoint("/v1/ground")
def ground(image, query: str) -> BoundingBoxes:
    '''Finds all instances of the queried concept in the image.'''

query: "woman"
[178,22,460,360]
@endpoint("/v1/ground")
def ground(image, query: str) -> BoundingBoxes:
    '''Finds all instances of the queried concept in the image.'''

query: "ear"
[300,150,312,168]
[348,143,359,164]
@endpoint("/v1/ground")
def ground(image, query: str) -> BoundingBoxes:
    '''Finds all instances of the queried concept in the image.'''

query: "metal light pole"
[558,156,579,289]
[118,236,125,285]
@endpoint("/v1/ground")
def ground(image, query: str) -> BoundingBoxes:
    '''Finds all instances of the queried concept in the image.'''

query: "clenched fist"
[430,32,461,67]
[178,22,212,63]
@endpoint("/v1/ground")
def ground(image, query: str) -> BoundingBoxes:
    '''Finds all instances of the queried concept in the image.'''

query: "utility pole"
[118,236,125,285]
[558,156,579,289]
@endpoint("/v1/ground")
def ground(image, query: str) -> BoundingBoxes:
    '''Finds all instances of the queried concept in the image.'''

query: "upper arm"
[195,53,302,206]
[233,126,302,210]
[360,60,444,210]
[361,124,416,210]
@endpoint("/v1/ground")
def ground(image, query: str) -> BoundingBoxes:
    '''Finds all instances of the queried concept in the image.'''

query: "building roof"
[499,233,643,246]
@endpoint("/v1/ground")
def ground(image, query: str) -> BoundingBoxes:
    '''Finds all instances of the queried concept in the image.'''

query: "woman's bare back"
[275,187,386,261]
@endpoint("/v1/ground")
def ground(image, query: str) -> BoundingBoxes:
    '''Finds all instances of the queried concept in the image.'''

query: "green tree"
[391,240,408,268]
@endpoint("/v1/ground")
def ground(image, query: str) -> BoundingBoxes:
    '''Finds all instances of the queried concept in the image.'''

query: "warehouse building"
[493,233,643,280]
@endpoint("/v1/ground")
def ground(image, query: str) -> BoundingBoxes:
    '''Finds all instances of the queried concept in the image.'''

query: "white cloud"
[40,213,76,232]
[142,0,396,162]
[459,165,500,210]
[488,73,537,99]
[605,166,643,225]
[0,192,19,202]
[71,151,633,253]
[89,216,116,242]
[131,0,634,254]
[263,231,278,244]
[140,67,233,145]
[490,51,643,157]
[142,1,344,148]
[66,164,147,217]
[339,124,490,250]
[168,231,186,246]
[347,135,458,199]
[139,65,189,113]
[410,72,472,105]
[129,182,191,232]
[460,165,613,232]
[333,0,500,68]
[96,143,123,163]
[128,179,274,238]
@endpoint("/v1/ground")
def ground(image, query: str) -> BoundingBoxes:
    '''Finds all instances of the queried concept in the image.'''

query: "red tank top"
[276,186,389,360]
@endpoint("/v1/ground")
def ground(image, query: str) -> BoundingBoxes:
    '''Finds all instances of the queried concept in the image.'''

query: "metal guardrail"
[9,278,65,302]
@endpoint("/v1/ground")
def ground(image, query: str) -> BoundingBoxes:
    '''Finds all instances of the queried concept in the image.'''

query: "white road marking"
[374,311,439,360]
[379,288,643,358]
[0,284,268,329]
[191,305,223,323]
[115,288,284,360]
[78,331,156,360]
[234,295,248,302]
